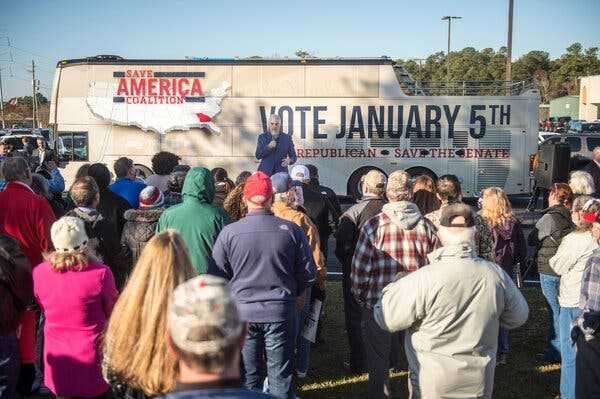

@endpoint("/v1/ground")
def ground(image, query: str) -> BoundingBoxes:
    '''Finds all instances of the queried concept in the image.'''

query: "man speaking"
[255,114,297,176]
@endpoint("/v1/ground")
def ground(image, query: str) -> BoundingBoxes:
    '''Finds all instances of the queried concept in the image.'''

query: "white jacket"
[549,231,598,308]
[374,244,529,399]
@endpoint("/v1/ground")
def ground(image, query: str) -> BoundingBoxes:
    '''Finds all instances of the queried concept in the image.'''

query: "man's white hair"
[437,226,476,247]
[269,114,281,123]
[569,170,595,196]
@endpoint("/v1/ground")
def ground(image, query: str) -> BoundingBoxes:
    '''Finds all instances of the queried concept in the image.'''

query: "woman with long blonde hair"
[103,230,197,398]
[480,187,527,365]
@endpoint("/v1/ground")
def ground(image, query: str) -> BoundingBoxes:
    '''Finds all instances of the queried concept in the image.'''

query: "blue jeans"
[296,288,312,374]
[241,318,296,399]
[0,334,20,399]
[540,274,561,361]
[559,307,582,399]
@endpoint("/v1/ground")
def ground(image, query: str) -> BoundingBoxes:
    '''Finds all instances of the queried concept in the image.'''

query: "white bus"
[49,56,539,197]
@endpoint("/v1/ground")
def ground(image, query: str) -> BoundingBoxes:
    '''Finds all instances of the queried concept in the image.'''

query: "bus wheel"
[347,166,386,200]
[405,167,437,181]
[134,164,153,179]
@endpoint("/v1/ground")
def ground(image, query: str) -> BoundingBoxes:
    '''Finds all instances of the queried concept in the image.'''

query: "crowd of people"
[1,122,600,399]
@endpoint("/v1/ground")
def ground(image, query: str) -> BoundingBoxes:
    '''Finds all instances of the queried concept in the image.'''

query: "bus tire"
[134,164,153,179]
[347,166,386,200]
[405,166,437,181]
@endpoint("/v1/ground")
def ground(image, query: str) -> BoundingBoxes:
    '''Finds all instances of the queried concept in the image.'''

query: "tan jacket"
[374,244,529,399]
[272,201,326,286]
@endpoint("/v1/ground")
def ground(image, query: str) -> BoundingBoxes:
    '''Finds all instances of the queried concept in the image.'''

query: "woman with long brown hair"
[103,230,197,398]
[412,175,441,216]
[480,187,527,365]
[528,183,575,363]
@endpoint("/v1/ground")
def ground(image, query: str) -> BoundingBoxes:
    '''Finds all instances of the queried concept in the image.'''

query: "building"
[580,75,600,121]
[550,95,579,119]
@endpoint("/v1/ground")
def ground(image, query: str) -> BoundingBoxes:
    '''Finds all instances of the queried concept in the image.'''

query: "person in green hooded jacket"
[156,167,230,274]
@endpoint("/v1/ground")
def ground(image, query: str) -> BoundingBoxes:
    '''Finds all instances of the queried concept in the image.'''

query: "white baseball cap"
[290,165,310,182]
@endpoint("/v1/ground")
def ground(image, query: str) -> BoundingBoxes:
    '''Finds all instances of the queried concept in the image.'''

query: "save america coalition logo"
[86,69,230,134]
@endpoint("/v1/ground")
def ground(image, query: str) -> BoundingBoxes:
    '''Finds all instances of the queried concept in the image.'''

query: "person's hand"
[296,294,306,310]
[267,140,277,149]
[281,157,291,167]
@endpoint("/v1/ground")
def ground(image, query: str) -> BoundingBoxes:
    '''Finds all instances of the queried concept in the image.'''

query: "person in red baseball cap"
[243,171,273,206]
[209,170,316,399]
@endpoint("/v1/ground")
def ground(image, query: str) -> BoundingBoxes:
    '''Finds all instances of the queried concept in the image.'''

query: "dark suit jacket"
[255,132,297,176]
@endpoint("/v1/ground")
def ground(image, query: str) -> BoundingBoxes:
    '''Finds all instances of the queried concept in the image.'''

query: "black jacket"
[335,196,387,275]
[0,235,33,335]
[97,189,131,236]
[583,161,600,197]
[66,208,131,290]
[308,181,342,221]
[528,204,575,276]
[121,208,164,269]
[302,184,336,251]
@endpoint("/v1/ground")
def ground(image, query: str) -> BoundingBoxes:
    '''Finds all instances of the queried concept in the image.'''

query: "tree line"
[397,43,600,103]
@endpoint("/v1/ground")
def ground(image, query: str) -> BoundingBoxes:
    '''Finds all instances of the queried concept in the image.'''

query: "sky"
[1,0,599,99]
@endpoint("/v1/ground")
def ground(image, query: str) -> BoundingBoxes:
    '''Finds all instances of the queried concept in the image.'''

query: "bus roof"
[56,55,396,68]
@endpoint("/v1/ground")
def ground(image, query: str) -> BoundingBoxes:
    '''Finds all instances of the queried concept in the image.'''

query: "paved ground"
[325,194,543,283]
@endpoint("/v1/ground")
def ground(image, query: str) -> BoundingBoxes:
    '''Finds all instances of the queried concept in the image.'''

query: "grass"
[299,282,560,399]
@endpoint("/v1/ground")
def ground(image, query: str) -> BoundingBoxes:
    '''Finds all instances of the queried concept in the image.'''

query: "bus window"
[565,137,581,152]
[58,132,88,161]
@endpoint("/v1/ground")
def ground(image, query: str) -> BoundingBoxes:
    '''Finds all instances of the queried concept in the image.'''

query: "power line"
[0,60,54,74]
[7,44,55,63]
[0,37,56,68]
[10,62,52,74]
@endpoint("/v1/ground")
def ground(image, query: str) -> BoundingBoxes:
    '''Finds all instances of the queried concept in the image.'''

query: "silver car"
[540,132,600,169]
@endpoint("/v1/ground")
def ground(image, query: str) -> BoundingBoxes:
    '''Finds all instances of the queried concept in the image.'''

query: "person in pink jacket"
[33,216,118,398]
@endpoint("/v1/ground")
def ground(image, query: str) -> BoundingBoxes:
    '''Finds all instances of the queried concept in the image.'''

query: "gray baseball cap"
[439,203,477,228]
[169,275,243,355]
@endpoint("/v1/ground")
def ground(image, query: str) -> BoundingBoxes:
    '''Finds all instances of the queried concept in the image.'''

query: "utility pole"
[31,60,36,129]
[506,0,514,93]
[0,68,5,129]
[442,16,462,85]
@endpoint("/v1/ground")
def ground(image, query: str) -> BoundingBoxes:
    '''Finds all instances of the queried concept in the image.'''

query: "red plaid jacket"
[350,210,439,309]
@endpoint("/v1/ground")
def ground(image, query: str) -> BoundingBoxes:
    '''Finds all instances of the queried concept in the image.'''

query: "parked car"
[538,132,560,145]
[540,132,600,170]
[0,133,48,153]
[568,121,600,134]
[566,119,585,131]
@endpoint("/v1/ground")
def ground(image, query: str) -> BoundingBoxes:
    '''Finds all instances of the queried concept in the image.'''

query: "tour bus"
[49,56,539,198]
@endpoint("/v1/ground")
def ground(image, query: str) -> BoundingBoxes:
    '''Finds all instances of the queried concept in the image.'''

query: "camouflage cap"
[169,275,243,355]
[386,170,412,198]
[362,170,386,191]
